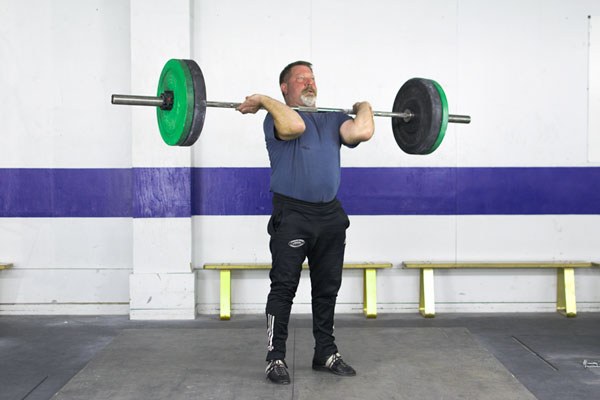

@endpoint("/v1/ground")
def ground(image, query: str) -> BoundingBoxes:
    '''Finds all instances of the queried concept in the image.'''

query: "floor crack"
[512,336,558,371]
[20,375,48,400]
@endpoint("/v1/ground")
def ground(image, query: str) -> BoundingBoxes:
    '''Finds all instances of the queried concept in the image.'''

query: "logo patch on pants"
[288,239,305,248]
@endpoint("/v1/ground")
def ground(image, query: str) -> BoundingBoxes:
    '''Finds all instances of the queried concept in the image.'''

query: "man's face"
[281,65,318,107]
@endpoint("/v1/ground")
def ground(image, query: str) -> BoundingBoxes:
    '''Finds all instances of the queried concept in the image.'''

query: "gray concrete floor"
[1,313,599,400]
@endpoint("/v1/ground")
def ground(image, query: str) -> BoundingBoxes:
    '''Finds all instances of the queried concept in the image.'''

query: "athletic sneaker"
[312,353,356,376]
[266,359,291,385]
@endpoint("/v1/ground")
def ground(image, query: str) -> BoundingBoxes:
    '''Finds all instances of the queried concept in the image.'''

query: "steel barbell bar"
[111,96,471,124]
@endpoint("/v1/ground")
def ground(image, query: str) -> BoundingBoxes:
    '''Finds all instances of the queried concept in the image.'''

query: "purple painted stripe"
[0,169,132,217]
[192,168,271,215]
[0,168,191,218]
[195,167,600,215]
[339,168,456,215]
[133,168,191,218]
[456,167,600,215]
[1,167,599,217]
[193,167,456,215]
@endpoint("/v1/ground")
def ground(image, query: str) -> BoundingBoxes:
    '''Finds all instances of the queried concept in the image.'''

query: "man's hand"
[340,101,375,145]
[236,94,264,114]
[236,94,306,139]
[352,101,372,116]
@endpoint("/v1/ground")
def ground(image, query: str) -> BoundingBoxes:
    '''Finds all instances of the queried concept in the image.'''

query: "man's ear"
[280,82,288,97]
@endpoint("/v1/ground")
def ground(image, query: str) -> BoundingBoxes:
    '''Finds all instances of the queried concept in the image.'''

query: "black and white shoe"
[312,353,356,376]
[266,359,291,385]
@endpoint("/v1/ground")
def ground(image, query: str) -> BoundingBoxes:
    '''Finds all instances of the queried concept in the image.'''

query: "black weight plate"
[392,78,443,155]
[179,59,207,146]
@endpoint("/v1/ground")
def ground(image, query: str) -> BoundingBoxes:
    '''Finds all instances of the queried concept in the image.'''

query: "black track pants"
[265,193,350,363]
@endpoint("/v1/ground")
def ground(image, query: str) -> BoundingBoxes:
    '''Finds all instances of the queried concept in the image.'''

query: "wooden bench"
[0,263,13,295]
[0,263,13,270]
[203,262,392,320]
[403,262,599,318]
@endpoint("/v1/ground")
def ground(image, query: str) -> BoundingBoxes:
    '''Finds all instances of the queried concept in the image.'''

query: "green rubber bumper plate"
[156,59,195,146]
[429,79,449,154]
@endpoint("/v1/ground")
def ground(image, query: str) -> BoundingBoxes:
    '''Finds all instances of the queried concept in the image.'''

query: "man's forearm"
[340,102,375,145]
[260,95,306,140]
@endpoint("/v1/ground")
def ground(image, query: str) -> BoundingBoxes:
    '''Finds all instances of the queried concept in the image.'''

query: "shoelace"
[266,360,287,375]
[325,353,344,368]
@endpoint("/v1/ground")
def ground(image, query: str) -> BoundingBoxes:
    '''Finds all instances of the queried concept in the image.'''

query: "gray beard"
[300,94,316,107]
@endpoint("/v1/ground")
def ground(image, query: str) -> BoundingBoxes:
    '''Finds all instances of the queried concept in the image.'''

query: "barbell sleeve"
[448,115,471,124]
[112,94,164,107]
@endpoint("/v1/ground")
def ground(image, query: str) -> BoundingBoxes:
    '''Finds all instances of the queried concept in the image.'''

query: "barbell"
[111,59,470,154]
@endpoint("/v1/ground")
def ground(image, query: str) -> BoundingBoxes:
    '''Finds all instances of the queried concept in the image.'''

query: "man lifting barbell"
[236,61,374,385]
[110,58,471,385]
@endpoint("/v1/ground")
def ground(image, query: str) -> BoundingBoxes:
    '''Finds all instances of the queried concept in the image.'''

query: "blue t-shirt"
[264,111,353,203]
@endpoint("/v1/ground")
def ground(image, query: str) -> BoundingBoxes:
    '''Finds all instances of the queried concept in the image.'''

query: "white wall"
[0,0,599,316]
[590,15,600,162]
[0,0,131,314]
[192,0,600,315]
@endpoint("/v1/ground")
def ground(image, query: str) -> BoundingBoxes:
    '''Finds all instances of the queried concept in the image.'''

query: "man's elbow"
[290,120,306,135]
[357,127,374,142]
[276,120,306,140]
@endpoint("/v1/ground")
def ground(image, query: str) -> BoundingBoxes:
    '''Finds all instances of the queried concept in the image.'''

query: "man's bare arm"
[237,94,305,140]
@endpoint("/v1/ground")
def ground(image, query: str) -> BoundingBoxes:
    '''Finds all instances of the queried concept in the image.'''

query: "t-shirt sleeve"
[264,113,276,141]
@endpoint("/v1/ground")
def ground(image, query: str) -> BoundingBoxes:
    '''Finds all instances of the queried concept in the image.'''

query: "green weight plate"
[156,59,194,146]
[428,80,448,154]
[391,78,444,155]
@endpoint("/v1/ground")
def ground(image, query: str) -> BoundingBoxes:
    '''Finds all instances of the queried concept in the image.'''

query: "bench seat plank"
[204,262,392,270]
[403,262,595,269]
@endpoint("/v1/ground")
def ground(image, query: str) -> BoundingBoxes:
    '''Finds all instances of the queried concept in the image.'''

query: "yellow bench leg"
[220,270,231,320]
[419,268,436,318]
[363,269,377,318]
[557,267,576,317]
